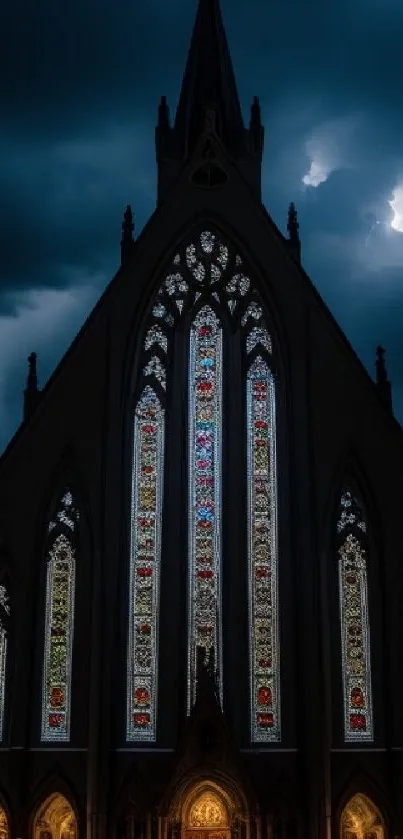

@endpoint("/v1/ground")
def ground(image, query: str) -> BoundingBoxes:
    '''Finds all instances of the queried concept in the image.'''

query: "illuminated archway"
[33,793,77,839]
[341,794,385,839]
[0,805,9,839]
[182,784,231,839]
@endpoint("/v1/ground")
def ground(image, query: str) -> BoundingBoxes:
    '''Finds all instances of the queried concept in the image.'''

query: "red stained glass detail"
[196,459,211,470]
[133,713,151,727]
[351,687,364,708]
[198,327,211,337]
[257,712,274,728]
[258,658,272,668]
[134,687,150,706]
[139,623,151,634]
[198,625,213,635]
[346,574,357,584]
[350,713,366,731]
[142,465,154,474]
[48,713,64,728]
[50,687,64,708]
[197,521,213,530]
[198,382,213,393]
[255,439,266,447]
[255,420,268,429]
[143,425,156,434]
[138,518,152,528]
[197,569,214,579]
[257,686,272,707]
[255,566,269,579]
[137,567,153,578]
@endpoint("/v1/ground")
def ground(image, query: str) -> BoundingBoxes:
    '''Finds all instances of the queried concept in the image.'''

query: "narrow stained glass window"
[42,530,76,741]
[188,306,223,711]
[127,387,165,740]
[0,586,9,741]
[337,490,373,740]
[247,355,280,741]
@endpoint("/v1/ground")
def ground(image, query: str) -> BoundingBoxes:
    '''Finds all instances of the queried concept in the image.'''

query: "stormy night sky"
[1,0,403,453]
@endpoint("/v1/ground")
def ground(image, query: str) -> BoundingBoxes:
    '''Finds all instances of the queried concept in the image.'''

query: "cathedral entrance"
[184,787,230,839]
[33,793,77,839]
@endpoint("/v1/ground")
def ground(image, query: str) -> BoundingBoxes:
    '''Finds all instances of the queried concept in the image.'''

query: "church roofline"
[0,198,402,469]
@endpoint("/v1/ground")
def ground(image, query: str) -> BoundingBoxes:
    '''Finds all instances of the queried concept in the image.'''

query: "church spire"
[24,352,41,421]
[155,0,264,203]
[174,0,245,157]
[375,345,393,411]
[120,204,135,266]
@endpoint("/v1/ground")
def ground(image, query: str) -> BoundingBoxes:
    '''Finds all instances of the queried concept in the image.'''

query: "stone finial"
[120,205,135,266]
[157,95,170,129]
[287,202,301,263]
[375,345,392,411]
[24,352,40,421]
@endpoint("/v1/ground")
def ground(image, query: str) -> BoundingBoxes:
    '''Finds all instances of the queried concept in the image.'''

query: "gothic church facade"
[0,2,403,839]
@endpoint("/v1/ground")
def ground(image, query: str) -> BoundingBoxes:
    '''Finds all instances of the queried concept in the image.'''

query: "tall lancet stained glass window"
[0,585,9,740]
[337,489,373,740]
[188,306,223,711]
[127,387,165,741]
[42,490,79,741]
[246,340,280,742]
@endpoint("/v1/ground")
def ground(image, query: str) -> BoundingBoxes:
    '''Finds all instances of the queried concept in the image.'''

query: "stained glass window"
[337,490,373,740]
[0,586,9,741]
[42,492,78,742]
[188,306,223,711]
[247,355,280,741]
[127,387,165,740]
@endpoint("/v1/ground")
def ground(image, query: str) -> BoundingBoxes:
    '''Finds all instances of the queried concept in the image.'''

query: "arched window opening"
[340,794,384,839]
[0,804,9,839]
[246,338,280,742]
[0,585,10,741]
[33,793,77,839]
[127,387,165,741]
[337,489,373,741]
[188,306,223,712]
[129,228,281,739]
[42,490,79,742]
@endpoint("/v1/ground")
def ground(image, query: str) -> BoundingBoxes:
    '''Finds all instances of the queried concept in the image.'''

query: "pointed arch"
[127,386,165,741]
[32,792,78,839]
[336,487,373,741]
[245,318,280,741]
[41,490,79,742]
[188,305,223,711]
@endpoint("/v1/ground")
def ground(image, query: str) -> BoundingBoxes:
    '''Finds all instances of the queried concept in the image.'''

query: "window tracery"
[42,490,79,741]
[131,228,281,735]
[337,489,373,740]
[246,348,280,741]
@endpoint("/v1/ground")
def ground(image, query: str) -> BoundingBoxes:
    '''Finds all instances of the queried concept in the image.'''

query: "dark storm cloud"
[1,0,403,451]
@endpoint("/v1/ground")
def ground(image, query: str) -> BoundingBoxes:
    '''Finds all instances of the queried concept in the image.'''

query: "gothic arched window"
[188,305,223,710]
[41,490,79,741]
[127,386,165,741]
[246,351,280,742]
[337,489,373,740]
[127,229,281,743]
[0,584,10,740]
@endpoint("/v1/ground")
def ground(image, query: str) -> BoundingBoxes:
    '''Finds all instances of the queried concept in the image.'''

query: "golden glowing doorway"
[33,794,77,839]
[185,789,230,839]
[341,794,385,839]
